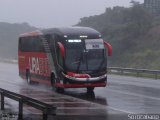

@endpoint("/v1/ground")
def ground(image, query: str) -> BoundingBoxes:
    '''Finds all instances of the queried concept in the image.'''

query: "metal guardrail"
[108,67,160,79]
[0,88,56,120]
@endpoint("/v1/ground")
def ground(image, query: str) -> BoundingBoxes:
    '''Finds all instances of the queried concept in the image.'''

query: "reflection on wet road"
[0,63,160,120]
[65,75,160,114]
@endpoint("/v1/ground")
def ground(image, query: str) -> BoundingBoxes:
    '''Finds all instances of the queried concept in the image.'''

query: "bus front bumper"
[62,72,107,83]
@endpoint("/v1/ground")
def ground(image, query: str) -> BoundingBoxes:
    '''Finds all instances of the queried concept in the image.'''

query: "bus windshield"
[65,38,107,72]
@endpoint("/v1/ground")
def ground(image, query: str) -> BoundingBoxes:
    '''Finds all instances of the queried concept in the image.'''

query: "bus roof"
[20,27,101,38]
[20,30,43,37]
[42,27,100,36]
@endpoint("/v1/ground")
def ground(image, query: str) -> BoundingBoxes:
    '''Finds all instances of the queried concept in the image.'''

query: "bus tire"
[26,70,32,84]
[51,73,64,93]
[51,73,56,88]
[56,87,64,93]
[87,87,94,93]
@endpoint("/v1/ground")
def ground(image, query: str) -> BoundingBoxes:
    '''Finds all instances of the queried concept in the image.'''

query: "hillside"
[76,4,160,69]
[0,22,37,59]
[0,3,160,69]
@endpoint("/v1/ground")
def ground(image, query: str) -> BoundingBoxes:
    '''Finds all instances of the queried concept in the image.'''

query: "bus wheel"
[51,73,56,88]
[26,71,32,84]
[87,87,94,93]
[56,87,64,93]
[51,73,64,93]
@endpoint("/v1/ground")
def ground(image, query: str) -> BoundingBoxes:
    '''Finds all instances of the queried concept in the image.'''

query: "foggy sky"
[0,0,144,28]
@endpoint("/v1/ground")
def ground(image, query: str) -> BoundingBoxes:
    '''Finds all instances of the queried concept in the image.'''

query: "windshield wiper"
[76,51,84,73]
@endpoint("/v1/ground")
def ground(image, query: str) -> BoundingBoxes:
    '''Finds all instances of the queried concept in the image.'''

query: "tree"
[130,0,140,7]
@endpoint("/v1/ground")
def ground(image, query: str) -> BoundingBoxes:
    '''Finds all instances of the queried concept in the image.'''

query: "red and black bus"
[18,27,112,92]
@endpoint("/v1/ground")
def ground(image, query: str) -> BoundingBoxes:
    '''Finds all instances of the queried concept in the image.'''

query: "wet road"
[0,62,160,120]
[66,75,160,114]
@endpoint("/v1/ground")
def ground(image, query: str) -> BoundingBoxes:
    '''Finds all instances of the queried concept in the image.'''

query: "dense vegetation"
[0,22,36,59]
[77,2,160,69]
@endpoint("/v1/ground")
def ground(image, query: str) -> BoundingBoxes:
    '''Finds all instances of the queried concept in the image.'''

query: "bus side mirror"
[104,41,112,56]
[57,42,65,58]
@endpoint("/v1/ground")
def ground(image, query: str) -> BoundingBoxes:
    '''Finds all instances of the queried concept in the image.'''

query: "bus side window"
[31,37,37,51]
[19,37,28,52]
[19,36,45,52]
[27,37,33,52]
[39,38,45,52]
[22,37,32,52]
[30,36,45,52]
[18,38,22,51]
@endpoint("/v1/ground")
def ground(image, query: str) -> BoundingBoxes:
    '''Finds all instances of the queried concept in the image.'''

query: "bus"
[18,27,112,92]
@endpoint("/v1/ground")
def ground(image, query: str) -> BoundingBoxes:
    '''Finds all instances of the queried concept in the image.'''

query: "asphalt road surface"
[0,62,160,120]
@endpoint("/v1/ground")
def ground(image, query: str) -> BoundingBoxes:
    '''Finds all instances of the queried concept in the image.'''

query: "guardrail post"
[18,98,23,120]
[136,71,139,77]
[42,107,48,120]
[42,106,56,120]
[121,69,123,75]
[1,91,4,110]
[0,88,57,120]
[155,73,158,79]
[43,114,48,120]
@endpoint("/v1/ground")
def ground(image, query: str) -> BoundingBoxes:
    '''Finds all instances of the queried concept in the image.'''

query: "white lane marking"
[56,113,106,115]
[45,101,91,104]
[24,95,69,99]
[57,107,106,109]
[107,106,135,114]
[107,88,160,101]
